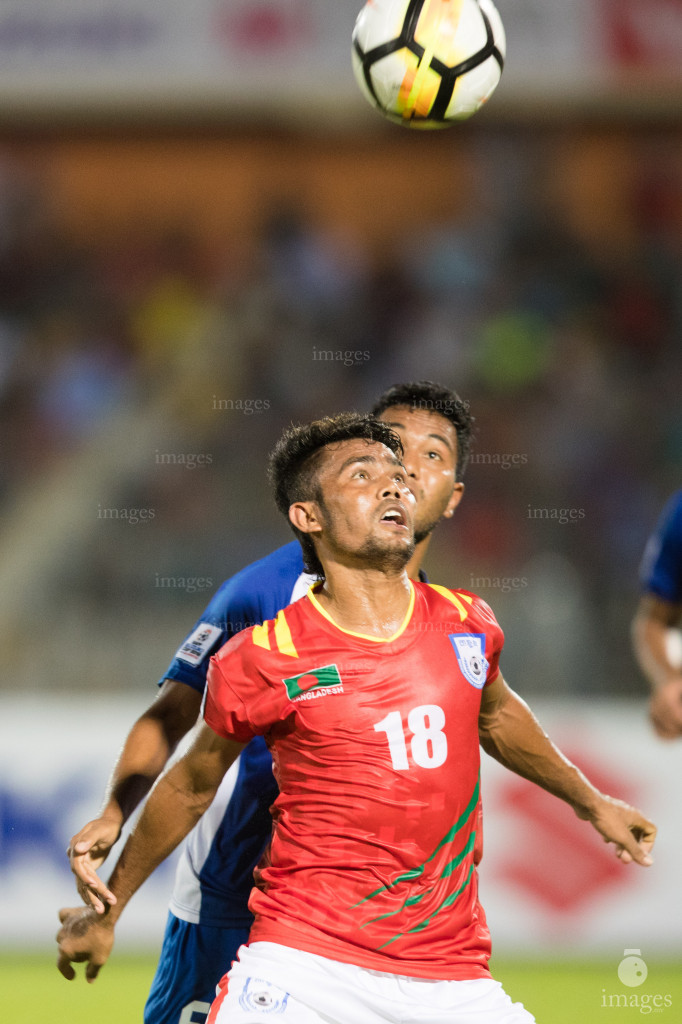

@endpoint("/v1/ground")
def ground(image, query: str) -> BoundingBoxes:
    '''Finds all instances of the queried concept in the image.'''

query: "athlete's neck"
[407,534,430,580]
[314,564,413,639]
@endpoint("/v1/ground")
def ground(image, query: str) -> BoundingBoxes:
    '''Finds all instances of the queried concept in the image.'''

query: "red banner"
[603,0,682,68]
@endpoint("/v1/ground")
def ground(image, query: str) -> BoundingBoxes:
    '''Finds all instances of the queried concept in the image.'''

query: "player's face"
[311,439,416,571]
[376,405,463,542]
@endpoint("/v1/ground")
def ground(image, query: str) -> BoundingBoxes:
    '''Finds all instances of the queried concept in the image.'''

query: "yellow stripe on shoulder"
[251,621,271,650]
[274,608,299,658]
[427,583,473,622]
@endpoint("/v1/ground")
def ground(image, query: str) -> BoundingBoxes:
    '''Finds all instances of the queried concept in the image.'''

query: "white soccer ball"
[351,0,506,129]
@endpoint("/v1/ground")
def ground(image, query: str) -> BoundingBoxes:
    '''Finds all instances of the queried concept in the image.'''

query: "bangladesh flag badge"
[283,664,344,703]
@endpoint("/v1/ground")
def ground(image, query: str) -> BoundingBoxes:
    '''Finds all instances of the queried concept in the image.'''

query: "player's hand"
[649,677,682,740]
[67,817,120,913]
[56,906,115,983]
[578,795,656,867]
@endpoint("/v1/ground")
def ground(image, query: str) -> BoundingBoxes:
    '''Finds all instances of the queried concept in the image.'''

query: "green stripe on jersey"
[363,832,477,926]
[377,863,476,949]
[351,773,480,908]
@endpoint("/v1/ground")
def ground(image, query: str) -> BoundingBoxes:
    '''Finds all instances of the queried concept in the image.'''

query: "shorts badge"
[238,977,289,1014]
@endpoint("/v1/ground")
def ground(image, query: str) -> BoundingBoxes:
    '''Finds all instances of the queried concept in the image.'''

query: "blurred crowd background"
[0,0,681,704]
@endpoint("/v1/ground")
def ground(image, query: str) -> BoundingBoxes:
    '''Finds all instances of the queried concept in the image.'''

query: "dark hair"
[268,413,404,578]
[370,380,473,481]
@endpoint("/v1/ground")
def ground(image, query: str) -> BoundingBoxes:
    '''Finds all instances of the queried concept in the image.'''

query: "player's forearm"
[479,686,601,818]
[102,725,243,923]
[631,608,682,691]
[99,717,178,828]
[104,762,217,923]
[99,684,203,828]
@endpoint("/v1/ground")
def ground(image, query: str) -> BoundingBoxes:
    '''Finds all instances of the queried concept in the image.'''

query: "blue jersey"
[640,490,682,605]
[161,541,315,926]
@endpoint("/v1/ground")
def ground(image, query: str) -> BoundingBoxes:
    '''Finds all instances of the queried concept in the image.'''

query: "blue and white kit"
[145,541,315,1024]
[640,489,682,604]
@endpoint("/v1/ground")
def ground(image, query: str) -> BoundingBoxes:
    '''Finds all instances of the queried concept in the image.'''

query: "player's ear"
[443,482,464,520]
[289,502,322,535]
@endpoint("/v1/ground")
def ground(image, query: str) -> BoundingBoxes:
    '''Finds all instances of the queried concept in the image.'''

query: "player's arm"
[68,679,202,911]
[57,721,244,982]
[478,673,656,867]
[631,594,682,739]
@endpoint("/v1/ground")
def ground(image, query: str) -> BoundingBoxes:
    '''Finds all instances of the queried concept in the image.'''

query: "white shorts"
[207,941,536,1024]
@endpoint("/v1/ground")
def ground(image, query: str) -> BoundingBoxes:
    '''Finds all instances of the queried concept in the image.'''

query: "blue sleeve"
[160,542,305,694]
[640,491,682,604]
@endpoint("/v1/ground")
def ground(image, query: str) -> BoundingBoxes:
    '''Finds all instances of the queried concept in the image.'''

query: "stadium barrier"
[1,695,680,954]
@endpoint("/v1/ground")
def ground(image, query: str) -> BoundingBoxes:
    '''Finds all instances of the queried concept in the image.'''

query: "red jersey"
[205,580,504,981]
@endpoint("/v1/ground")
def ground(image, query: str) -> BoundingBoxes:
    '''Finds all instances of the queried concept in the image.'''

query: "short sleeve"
[432,584,505,687]
[205,654,255,743]
[159,541,307,693]
[204,631,294,743]
[481,602,504,684]
[640,491,682,604]
[462,591,505,685]
[160,579,256,694]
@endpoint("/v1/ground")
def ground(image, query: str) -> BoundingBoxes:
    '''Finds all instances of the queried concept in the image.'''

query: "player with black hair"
[58,412,655,1024]
[58,384,469,1024]
[370,379,473,482]
[270,413,404,579]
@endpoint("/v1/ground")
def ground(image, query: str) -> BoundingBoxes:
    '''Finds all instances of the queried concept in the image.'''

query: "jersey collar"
[306,579,416,643]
